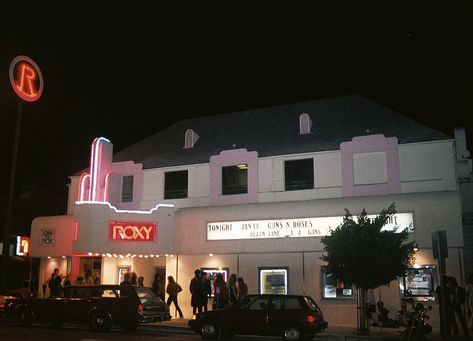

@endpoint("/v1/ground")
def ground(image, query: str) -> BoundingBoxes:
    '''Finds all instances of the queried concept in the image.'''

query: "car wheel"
[201,322,220,339]
[18,308,33,326]
[90,311,112,332]
[283,326,301,341]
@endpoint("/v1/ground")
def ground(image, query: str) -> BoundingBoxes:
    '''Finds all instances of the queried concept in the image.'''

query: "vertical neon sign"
[89,137,110,201]
[77,137,111,202]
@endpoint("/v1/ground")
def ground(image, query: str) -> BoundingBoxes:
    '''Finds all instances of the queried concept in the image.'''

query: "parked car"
[5,284,170,331]
[0,295,18,317]
[189,294,327,340]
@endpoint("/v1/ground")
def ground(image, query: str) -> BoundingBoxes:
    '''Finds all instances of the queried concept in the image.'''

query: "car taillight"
[307,315,316,323]
[138,304,143,312]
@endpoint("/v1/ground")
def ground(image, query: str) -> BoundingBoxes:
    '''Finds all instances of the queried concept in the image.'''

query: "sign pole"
[0,100,24,294]
[1,55,43,295]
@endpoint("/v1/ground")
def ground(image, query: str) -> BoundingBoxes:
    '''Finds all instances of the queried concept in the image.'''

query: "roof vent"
[299,113,312,135]
[184,129,200,149]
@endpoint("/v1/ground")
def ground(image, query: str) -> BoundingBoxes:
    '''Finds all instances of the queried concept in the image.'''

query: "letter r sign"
[9,55,43,102]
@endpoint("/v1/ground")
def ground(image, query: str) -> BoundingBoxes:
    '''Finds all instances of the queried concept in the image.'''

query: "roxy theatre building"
[29,95,468,326]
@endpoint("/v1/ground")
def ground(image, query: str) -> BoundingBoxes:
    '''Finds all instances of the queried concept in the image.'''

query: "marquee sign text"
[207,213,414,241]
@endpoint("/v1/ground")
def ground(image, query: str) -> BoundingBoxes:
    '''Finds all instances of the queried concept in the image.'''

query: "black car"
[5,285,170,331]
[189,294,327,340]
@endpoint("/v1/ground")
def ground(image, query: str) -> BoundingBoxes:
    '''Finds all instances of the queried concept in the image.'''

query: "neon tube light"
[79,173,90,201]
[16,63,38,98]
[74,201,174,214]
[90,137,110,201]
[104,171,112,202]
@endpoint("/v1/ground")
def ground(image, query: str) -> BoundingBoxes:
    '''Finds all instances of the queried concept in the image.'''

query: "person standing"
[213,273,228,309]
[237,277,248,300]
[48,268,62,297]
[84,268,94,284]
[120,272,131,285]
[130,272,138,285]
[190,269,204,315]
[138,276,144,286]
[228,274,238,304]
[166,276,184,318]
[202,272,211,312]
[449,276,469,337]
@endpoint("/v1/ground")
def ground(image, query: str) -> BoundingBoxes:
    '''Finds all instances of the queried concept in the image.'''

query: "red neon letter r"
[16,63,37,97]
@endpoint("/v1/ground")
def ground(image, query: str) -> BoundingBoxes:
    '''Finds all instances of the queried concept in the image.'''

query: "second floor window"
[284,159,314,191]
[121,175,134,202]
[164,170,188,199]
[222,164,247,195]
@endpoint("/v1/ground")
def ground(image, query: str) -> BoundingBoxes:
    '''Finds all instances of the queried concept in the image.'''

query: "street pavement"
[149,318,471,340]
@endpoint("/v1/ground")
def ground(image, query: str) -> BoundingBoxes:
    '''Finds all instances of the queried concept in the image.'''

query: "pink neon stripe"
[104,171,112,202]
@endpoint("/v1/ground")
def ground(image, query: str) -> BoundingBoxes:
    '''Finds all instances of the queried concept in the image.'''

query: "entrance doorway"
[153,266,166,300]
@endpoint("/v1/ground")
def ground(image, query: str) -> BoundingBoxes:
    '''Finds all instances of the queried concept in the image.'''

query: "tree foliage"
[321,203,415,289]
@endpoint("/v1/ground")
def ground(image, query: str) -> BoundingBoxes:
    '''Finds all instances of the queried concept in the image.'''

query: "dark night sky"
[1,1,473,205]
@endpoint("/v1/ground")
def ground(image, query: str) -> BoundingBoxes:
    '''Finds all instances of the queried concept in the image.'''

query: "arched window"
[184,129,200,149]
[299,113,312,135]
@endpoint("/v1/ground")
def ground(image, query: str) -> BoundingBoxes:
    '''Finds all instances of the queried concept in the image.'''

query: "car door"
[231,296,269,336]
[63,287,92,323]
[266,296,285,336]
[30,297,64,322]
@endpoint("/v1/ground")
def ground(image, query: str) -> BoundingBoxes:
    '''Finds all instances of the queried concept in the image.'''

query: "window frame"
[400,266,437,302]
[284,158,314,191]
[121,175,134,202]
[221,164,248,195]
[258,267,289,295]
[320,267,355,300]
[164,170,189,199]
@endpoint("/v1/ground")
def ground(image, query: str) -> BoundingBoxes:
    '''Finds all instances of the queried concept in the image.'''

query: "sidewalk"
[146,319,468,340]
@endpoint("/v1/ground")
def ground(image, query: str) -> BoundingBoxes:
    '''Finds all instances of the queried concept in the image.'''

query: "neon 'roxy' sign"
[207,213,414,241]
[109,221,156,242]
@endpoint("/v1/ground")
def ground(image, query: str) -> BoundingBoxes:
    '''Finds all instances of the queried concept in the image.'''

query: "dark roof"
[113,95,450,169]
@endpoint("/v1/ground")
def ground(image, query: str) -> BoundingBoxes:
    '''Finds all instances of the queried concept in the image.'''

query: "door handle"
[266,314,269,323]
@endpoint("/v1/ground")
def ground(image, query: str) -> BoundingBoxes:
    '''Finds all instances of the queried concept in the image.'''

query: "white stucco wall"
[72,203,176,255]
[400,141,457,193]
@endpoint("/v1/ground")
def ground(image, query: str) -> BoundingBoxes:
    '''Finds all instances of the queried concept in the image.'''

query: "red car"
[189,294,327,340]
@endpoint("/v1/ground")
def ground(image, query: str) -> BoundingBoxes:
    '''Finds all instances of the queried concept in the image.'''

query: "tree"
[321,203,415,333]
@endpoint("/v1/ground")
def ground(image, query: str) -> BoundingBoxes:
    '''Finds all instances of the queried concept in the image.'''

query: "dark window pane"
[321,268,355,299]
[222,165,247,195]
[285,297,302,309]
[121,175,134,202]
[285,159,314,191]
[165,170,188,199]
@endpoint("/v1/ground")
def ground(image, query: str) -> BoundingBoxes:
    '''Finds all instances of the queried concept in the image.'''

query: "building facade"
[29,95,468,326]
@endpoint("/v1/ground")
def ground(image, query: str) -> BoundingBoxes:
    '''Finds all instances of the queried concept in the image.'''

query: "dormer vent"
[299,113,312,135]
[184,129,200,149]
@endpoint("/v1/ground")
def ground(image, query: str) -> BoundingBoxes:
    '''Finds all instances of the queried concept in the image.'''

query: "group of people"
[436,274,472,337]
[164,270,249,318]
[44,268,101,297]
[120,271,145,286]
[210,272,248,310]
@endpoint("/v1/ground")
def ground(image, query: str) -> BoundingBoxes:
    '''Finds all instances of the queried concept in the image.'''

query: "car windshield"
[134,287,163,306]
[304,296,320,311]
